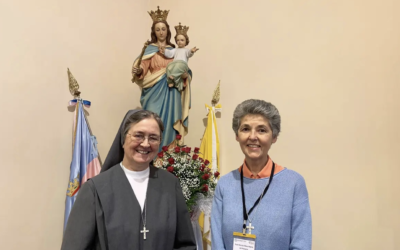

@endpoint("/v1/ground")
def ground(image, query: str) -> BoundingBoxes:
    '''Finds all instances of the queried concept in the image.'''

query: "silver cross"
[246,223,254,234]
[140,225,149,240]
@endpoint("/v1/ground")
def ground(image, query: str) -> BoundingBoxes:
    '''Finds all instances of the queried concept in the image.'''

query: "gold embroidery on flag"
[67,173,80,197]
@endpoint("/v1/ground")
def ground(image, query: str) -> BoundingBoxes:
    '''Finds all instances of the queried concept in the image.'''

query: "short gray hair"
[232,99,281,138]
[121,110,164,145]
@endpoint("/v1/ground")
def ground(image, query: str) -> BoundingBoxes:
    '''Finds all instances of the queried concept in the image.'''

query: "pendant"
[140,225,149,240]
[246,222,254,234]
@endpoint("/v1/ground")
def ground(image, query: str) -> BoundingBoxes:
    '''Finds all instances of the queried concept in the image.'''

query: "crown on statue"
[148,6,169,22]
[175,22,189,36]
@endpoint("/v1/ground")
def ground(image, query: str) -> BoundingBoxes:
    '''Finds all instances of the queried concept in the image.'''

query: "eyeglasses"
[126,133,161,145]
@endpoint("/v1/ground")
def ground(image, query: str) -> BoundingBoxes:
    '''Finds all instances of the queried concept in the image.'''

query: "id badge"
[233,232,256,250]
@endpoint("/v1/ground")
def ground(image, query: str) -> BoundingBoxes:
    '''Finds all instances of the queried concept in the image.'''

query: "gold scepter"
[131,40,150,83]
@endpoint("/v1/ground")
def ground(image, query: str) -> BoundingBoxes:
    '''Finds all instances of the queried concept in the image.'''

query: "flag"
[199,103,221,249]
[63,99,101,230]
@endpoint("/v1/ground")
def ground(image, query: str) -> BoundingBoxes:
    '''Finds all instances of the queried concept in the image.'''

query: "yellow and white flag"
[199,103,221,249]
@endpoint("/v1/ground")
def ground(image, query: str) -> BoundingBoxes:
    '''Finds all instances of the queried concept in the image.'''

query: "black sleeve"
[173,179,197,250]
[61,180,97,250]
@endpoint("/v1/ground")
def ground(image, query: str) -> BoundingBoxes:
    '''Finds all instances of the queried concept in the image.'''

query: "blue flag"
[64,99,101,230]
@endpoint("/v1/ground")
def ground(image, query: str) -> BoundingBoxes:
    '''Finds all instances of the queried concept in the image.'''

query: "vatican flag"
[199,103,221,249]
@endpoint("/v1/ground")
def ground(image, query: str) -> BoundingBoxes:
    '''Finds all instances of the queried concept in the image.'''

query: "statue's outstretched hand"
[191,47,199,53]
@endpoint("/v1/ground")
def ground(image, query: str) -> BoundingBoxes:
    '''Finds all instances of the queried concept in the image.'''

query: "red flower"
[214,171,220,178]
[204,159,210,165]
[174,146,181,153]
[202,184,209,192]
[167,166,174,172]
[199,157,204,162]
[157,152,164,158]
[185,147,191,153]
[176,134,182,140]
[192,154,199,160]
[199,164,205,171]
[168,157,175,164]
[194,147,200,153]
[202,173,210,180]
[162,146,169,152]
[187,147,191,152]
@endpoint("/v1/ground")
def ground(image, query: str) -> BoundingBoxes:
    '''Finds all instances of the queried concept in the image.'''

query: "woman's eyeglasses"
[126,133,161,145]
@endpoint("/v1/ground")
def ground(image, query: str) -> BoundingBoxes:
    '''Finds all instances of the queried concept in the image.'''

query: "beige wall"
[165,0,400,249]
[1,0,399,249]
[0,0,149,249]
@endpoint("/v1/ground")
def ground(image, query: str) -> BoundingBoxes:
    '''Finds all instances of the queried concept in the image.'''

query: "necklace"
[244,179,270,234]
[140,199,149,240]
[241,162,275,234]
[120,162,150,240]
[139,170,150,240]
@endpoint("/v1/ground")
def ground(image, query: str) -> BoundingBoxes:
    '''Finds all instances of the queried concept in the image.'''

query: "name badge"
[233,232,256,250]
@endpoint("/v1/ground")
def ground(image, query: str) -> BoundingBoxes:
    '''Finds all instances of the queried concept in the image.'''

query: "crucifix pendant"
[246,222,254,234]
[140,225,149,240]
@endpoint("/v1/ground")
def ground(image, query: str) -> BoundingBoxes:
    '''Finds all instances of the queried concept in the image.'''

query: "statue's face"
[154,22,167,42]
[176,35,187,48]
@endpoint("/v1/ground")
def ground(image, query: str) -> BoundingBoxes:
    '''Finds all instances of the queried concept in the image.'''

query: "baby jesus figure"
[160,23,199,91]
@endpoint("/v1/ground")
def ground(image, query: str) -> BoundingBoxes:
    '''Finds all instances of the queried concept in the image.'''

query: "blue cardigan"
[211,168,312,250]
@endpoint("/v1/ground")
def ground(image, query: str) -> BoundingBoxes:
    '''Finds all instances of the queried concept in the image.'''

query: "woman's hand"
[132,67,143,76]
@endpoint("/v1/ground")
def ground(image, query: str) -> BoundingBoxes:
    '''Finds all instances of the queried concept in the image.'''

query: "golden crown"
[175,22,189,36]
[148,6,169,22]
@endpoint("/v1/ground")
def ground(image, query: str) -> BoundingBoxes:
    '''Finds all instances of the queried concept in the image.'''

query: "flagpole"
[65,69,103,229]
[199,80,221,250]
[67,68,103,165]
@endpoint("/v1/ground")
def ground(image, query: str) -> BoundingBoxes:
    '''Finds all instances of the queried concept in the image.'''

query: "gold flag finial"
[211,80,220,107]
[68,68,81,98]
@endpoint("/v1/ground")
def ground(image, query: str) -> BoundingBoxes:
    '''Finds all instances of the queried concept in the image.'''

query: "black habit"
[61,110,196,250]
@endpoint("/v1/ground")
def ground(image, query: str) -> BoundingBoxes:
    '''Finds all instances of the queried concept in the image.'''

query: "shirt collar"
[239,156,273,179]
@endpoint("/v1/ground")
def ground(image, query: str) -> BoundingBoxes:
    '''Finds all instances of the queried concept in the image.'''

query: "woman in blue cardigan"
[211,99,312,250]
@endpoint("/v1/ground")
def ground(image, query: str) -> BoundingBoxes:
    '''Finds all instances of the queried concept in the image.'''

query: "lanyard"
[240,162,275,232]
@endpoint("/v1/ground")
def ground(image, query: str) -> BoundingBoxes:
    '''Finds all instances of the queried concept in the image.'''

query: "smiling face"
[236,114,277,165]
[154,22,167,42]
[176,34,187,48]
[122,118,161,170]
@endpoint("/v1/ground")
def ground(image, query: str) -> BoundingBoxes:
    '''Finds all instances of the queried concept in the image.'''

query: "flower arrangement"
[155,134,220,214]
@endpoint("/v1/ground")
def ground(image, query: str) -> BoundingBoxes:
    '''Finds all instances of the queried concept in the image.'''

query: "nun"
[62,110,196,250]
